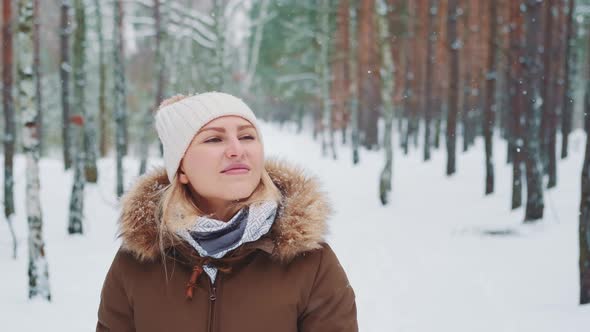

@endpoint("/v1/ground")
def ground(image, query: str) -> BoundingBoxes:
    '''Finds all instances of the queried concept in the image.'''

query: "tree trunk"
[94,0,108,158]
[510,0,525,210]
[113,0,126,197]
[357,0,381,150]
[540,0,555,185]
[423,0,436,161]
[580,36,590,303]
[561,0,575,159]
[378,1,395,205]
[68,0,86,235]
[411,0,427,150]
[349,0,360,164]
[2,0,18,259]
[319,0,336,159]
[547,0,567,188]
[523,0,545,222]
[402,0,415,155]
[434,0,448,151]
[446,0,459,175]
[462,0,472,153]
[19,0,51,300]
[213,0,225,90]
[331,0,350,147]
[33,0,42,156]
[388,0,406,150]
[139,0,164,175]
[82,1,97,184]
[484,0,497,194]
[60,0,72,170]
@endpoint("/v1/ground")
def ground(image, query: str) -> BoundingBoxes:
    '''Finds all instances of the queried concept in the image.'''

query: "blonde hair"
[153,94,282,259]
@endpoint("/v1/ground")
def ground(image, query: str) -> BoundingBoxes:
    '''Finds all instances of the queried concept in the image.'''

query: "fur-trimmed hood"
[117,159,331,265]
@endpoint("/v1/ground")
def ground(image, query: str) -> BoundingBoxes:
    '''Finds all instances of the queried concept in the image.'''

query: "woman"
[96,92,358,332]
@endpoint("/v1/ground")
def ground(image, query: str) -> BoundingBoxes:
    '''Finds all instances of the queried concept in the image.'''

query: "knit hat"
[154,92,262,183]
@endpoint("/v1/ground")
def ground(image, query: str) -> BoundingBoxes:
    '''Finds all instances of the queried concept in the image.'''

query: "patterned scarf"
[176,200,278,282]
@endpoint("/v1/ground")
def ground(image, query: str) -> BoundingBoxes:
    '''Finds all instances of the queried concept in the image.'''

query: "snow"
[1,122,590,331]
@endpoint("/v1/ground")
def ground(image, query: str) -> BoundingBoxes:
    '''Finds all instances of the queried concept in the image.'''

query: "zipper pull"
[209,286,217,301]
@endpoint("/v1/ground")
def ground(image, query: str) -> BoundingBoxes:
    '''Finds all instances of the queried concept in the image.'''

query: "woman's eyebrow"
[198,124,255,134]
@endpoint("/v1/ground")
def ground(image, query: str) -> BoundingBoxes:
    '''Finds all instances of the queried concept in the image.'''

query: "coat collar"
[117,159,331,264]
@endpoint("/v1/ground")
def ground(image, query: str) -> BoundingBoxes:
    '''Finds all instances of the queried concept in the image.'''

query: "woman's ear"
[179,170,189,184]
[178,165,189,184]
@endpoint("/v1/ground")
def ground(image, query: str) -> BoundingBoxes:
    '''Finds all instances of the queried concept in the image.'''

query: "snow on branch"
[168,1,214,26]
[276,73,319,85]
[167,24,215,50]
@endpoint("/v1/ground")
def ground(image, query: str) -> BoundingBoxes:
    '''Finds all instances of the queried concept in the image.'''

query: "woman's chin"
[222,189,255,202]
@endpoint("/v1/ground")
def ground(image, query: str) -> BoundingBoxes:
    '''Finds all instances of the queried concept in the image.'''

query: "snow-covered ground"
[1,122,589,331]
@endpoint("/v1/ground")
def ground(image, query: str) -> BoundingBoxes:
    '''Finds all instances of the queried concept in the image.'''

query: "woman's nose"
[225,136,244,158]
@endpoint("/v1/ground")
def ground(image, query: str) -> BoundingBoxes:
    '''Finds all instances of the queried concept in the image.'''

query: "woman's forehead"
[205,115,252,127]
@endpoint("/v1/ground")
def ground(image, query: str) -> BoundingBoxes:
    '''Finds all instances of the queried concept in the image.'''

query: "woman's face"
[178,116,264,212]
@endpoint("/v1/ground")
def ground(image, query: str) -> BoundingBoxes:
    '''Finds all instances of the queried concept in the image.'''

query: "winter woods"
[0,0,589,309]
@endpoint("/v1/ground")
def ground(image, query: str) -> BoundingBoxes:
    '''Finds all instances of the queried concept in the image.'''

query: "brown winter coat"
[96,160,358,332]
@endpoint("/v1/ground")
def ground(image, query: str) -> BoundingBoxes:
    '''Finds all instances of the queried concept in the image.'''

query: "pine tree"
[509,0,525,210]
[579,17,590,303]
[377,0,395,205]
[523,0,545,222]
[484,0,497,194]
[561,0,575,159]
[357,0,381,150]
[423,0,436,161]
[348,0,360,164]
[446,0,460,175]
[2,0,18,259]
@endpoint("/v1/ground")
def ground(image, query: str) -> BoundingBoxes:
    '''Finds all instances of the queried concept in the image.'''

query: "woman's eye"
[204,137,222,143]
[240,135,255,140]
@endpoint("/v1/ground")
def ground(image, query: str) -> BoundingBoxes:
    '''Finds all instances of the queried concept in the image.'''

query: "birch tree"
[113,0,126,196]
[94,0,108,158]
[318,0,336,159]
[212,0,225,90]
[18,0,51,300]
[68,0,86,234]
[139,0,164,176]
[33,0,42,156]
[60,0,72,170]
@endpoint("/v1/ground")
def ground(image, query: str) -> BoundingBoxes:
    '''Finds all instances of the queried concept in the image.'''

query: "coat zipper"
[207,275,220,332]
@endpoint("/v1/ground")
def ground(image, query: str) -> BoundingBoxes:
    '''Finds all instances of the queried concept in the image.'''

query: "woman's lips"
[222,168,249,175]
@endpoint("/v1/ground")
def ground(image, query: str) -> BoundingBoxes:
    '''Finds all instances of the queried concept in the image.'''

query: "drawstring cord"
[185,265,204,300]
[185,259,232,300]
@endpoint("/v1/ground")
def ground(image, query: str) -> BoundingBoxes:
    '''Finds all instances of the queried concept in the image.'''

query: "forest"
[2,0,590,325]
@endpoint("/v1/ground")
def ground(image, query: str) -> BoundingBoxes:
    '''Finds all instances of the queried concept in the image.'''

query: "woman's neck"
[200,199,232,222]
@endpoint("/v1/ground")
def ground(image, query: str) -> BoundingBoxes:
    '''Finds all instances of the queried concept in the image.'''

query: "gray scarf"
[176,200,278,282]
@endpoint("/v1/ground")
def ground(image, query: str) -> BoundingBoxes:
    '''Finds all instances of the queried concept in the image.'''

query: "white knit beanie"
[154,92,262,183]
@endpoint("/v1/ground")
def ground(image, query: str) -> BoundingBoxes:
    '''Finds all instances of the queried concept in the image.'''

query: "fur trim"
[117,159,331,264]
